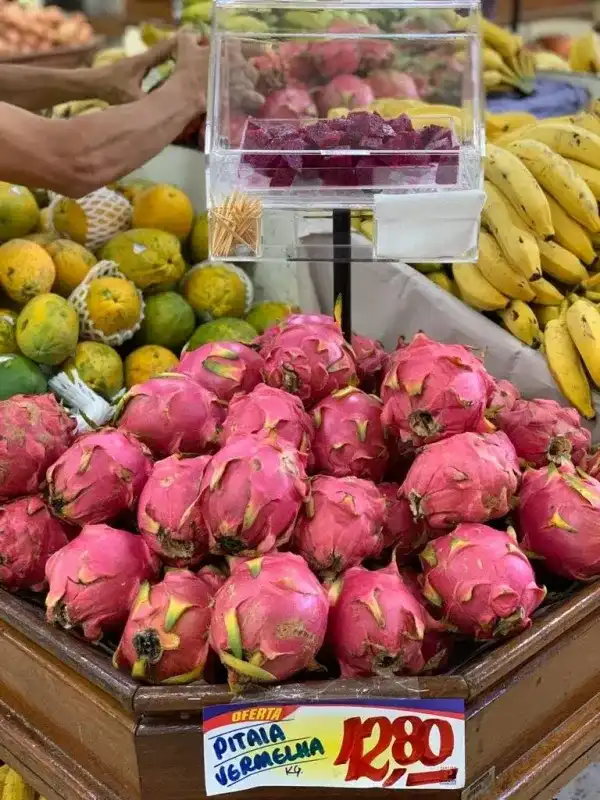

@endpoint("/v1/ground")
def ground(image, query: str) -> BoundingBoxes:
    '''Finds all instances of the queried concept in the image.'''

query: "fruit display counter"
[2,580,600,800]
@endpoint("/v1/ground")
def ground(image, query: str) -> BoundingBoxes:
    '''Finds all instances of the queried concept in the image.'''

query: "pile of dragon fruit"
[240,113,459,189]
[1,317,599,691]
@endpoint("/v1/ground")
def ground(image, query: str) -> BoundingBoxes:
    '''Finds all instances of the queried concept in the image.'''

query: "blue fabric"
[487,77,590,118]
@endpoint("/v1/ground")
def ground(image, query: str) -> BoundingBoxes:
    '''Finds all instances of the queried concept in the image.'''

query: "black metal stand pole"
[332,209,352,342]
[510,0,522,32]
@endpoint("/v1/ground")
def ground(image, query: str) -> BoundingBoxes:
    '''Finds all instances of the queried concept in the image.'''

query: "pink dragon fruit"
[45,524,160,641]
[381,333,495,448]
[311,39,361,79]
[200,434,310,556]
[420,523,546,640]
[311,387,389,481]
[293,475,385,579]
[328,21,394,71]
[46,428,153,526]
[210,552,329,689]
[176,341,264,403]
[351,333,389,393]
[257,312,341,352]
[0,394,76,500]
[519,462,600,580]
[495,397,591,468]
[262,324,357,408]
[400,567,454,675]
[260,87,317,120]
[366,69,420,99]
[251,51,286,95]
[116,375,225,458]
[137,455,211,567]
[378,482,428,558]
[279,42,316,84]
[221,384,314,461]
[113,567,224,684]
[402,431,521,531]
[579,447,600,478]
[317,75,375,116]
[0,496,70,592]
[486,379,521,419]
[327,560,427,677]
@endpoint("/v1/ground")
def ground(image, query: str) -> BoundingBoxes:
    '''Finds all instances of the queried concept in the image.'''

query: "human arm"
[0,34,210,197]
[0,37,177,111]
[0,33,263,198]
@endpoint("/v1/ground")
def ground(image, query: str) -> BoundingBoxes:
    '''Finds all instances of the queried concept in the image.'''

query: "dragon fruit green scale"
[419,523,546,641]
[200,434,310,556]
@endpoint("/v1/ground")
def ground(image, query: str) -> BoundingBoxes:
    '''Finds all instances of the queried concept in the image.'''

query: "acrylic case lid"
[205,1,485,264]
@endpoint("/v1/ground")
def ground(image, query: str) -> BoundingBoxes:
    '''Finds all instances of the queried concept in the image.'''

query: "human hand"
[172,33,264,118]
[93,36,178,105]
[222,40,265,115]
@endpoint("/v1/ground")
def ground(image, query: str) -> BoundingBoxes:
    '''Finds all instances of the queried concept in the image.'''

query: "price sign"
[203,699,465,795]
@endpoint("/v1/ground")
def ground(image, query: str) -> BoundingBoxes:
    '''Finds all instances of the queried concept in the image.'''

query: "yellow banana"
[530,277,564,305]
[566,297,600,387]
[568,31,600,74]
[480,17,520,60]
[519,123,600,170]
[533,303,561,329]
[486,112,537,142]
[1,770,36,800]
[565,158,600,200]
[585,290,600,303]
[484,143,554,239]
[0,766,9,796]
[534,51,571,72]
[426,270,459,296]
[452,263,509,311]
[544,193,596,265]
[478,47,508,72]
[508,139,600,233]
[538,239,588,285]
[482,180,542,278]
[556,113,600,137]
[582,273,600,291]
[493,123,537,147]
[498,300,542,347]
[484,70,505,91]
[412,262,441,274]
[477,230,535,301]
[360,219,373,241]
[544,302,595,419]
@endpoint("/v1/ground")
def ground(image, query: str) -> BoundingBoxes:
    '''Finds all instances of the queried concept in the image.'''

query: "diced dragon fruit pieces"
[239,113,456,188]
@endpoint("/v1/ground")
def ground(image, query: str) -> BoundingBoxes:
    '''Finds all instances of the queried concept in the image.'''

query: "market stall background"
[0,1,597,797]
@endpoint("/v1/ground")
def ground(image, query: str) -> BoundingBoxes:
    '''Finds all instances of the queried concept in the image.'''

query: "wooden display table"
[1,584,600,800]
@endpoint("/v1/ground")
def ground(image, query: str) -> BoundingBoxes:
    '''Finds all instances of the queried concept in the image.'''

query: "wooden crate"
[1,584,600,800]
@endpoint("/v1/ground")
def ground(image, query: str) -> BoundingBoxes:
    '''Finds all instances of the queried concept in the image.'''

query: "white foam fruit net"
[48,187,132,251]
[69,260,145,347]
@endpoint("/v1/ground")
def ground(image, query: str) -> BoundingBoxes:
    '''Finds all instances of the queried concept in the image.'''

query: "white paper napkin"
[374,189,486,261]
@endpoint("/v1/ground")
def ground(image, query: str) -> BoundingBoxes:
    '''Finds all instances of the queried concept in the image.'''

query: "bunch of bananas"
[0,767,44,800]
[446,112,600,418]
[568,30,600,74]
[458,15,535,95]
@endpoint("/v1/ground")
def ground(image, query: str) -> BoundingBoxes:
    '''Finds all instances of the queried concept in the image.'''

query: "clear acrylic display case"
[205,1,485,263]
